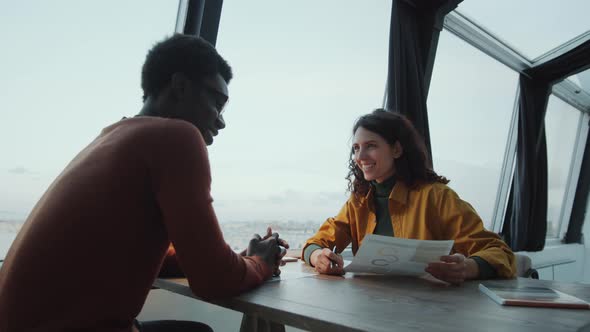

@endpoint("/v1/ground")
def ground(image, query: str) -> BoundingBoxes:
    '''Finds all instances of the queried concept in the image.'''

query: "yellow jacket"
[304,181,516,278]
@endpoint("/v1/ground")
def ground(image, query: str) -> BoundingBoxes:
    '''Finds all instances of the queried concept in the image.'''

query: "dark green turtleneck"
[371,176,396,236]
[303,176,397,264]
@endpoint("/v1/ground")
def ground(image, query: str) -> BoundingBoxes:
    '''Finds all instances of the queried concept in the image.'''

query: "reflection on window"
[545,95,581,237]
[212,1,391,249]
[428,31,517,230]
[0,1,178,257]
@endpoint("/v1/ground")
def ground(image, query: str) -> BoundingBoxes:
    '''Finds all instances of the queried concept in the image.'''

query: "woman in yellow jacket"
[303,109,516,284]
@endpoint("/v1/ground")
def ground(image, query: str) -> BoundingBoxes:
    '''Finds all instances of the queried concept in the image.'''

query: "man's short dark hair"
[141,34,233,101]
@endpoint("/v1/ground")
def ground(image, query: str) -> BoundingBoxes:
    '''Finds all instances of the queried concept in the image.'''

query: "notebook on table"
[479,282,590,309]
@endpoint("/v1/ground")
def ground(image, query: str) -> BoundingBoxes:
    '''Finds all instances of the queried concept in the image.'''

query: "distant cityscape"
[0,219,321,251]
[220,220,320,250]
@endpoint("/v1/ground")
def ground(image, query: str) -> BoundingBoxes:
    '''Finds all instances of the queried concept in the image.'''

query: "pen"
[331,246,340,269]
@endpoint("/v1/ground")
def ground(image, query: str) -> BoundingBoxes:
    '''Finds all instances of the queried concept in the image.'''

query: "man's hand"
[310,248,344,275]
[240,227,290,255]
[425,253,479,285]
[245,227,288,276]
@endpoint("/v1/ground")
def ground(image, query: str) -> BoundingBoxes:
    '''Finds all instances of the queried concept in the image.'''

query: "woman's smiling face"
[352,126,401,183]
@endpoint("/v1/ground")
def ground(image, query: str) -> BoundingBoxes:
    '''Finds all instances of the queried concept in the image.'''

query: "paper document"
[344,235,454,276]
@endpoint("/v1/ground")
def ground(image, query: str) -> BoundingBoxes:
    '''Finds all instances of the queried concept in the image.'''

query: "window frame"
[443,9,590,239]
[554,110,589,240]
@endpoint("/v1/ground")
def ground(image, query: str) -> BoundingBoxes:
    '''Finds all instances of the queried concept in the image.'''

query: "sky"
[0,1,588,233]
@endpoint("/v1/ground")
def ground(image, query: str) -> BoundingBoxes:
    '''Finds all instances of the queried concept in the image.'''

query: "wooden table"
[154,261,590,332]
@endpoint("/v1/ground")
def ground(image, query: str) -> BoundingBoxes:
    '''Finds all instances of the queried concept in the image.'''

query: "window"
[427,31,518,230]
[458,0,590,60]
[0,1,178,257]
[211,1,392,249]
[545,95,583,237]
[569,68,590,95]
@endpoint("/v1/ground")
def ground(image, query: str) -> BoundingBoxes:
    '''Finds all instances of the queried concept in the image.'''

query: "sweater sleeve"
[437,187,516,278]
[471,256,498,279]
[303,244,323,266]
[150,120,272,299]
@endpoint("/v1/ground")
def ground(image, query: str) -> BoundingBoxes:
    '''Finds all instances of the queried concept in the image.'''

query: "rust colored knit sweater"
[0,117,271,332]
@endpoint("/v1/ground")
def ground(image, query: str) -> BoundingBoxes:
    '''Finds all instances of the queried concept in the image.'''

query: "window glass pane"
[213,1,391,250]
[545,95,581,237]
[428,31,518,230]
[458,0,590,60]
[0,1,178,257]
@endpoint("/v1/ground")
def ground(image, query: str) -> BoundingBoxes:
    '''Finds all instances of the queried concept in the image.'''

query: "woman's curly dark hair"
[346,109,449,196]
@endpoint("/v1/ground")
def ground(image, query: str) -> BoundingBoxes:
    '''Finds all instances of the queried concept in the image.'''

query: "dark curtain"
[199,0,223,45]
[502,76,549,251]
[565,118,590,243]
[183,0,205,35]
[183,0,223,46]
[385,0,461,162]
[502,40,590,251]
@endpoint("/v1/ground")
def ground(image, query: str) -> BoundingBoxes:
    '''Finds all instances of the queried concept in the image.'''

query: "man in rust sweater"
[0,34,285,332]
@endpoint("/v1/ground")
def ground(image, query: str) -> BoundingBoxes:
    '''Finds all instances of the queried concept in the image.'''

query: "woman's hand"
[425,253,479,285]
[310,248,344,275]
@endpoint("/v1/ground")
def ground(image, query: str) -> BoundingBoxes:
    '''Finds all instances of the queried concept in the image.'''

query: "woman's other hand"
[425,253,479,285]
